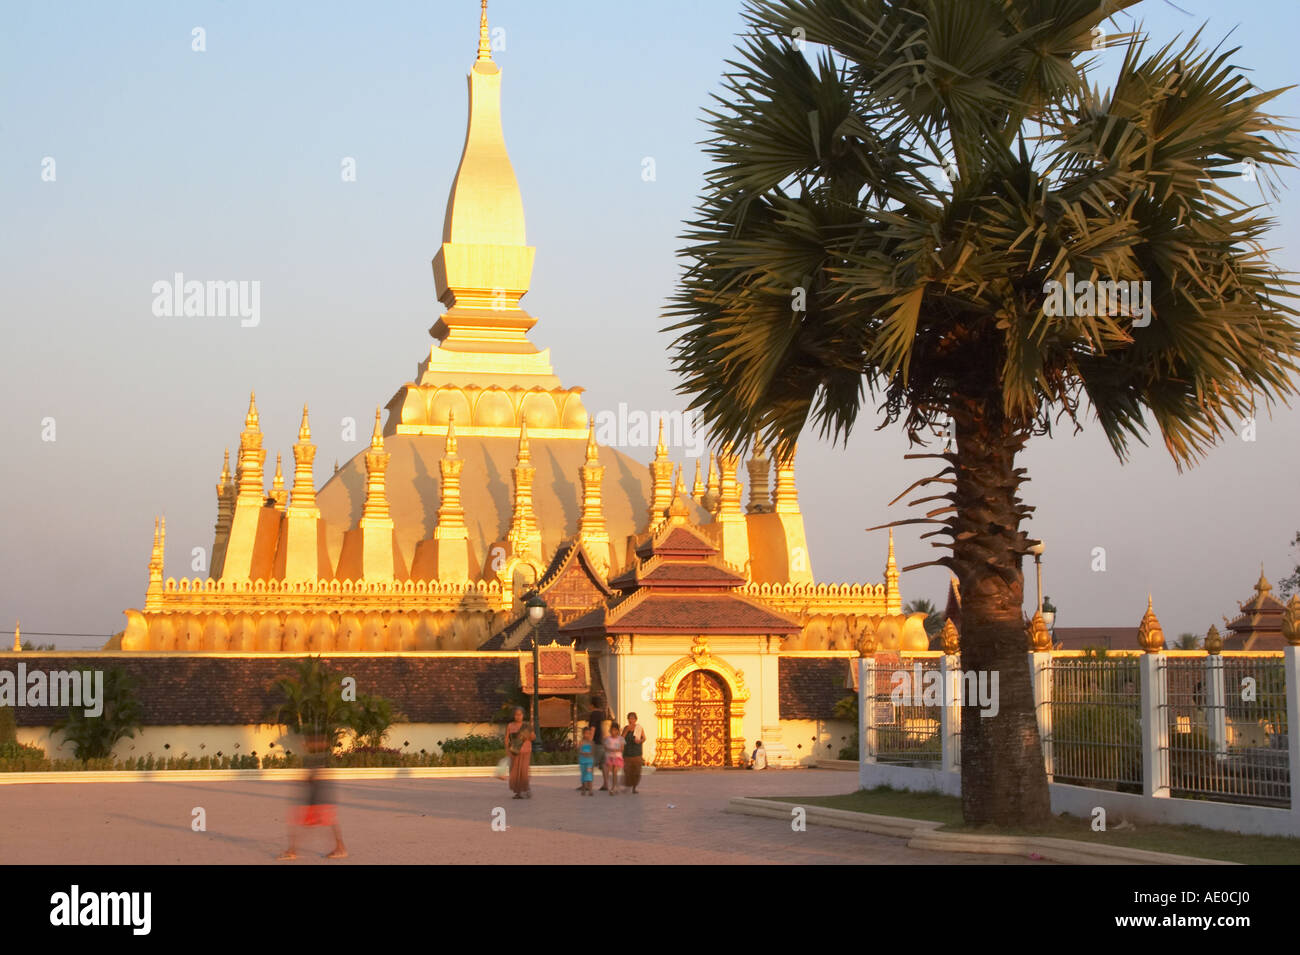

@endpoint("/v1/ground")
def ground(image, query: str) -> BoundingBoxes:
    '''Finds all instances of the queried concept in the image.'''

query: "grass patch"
[766,786,1300,865]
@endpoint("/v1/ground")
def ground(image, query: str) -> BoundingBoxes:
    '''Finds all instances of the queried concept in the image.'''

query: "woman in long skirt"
[505,707,534,799]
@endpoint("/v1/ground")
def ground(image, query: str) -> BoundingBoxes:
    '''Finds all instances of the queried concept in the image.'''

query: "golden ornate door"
[672,670,730,766]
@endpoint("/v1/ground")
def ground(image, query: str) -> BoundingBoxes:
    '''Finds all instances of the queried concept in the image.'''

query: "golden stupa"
[112,2,902,654]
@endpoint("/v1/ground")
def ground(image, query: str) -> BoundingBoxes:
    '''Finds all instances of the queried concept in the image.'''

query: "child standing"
[604,723,625,794]
[577,725,595,796]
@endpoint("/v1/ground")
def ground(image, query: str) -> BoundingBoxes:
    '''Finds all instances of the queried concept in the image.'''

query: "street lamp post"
[526,594,547,753]
[1030,542,1045,613]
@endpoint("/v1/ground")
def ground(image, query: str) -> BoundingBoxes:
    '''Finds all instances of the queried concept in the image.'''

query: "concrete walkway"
[0,768,1039,864]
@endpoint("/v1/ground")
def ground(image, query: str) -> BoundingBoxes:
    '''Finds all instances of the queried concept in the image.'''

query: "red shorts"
[294,804,337,827]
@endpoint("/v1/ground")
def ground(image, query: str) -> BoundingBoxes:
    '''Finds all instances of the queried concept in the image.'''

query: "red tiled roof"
[638,562,747,586]
[562,592,800,636]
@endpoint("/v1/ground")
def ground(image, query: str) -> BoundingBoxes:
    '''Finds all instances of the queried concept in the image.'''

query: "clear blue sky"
[2,0,1298,646]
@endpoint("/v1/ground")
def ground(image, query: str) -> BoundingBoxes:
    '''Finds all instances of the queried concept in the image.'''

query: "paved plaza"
[0,768,1038,865]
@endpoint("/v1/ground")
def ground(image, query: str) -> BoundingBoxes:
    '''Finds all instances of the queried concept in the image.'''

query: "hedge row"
[0,748,578,773]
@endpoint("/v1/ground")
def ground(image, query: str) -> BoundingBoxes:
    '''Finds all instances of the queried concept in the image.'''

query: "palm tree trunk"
[950,401,1051,826]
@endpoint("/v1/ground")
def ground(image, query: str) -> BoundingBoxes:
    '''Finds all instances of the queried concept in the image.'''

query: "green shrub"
[439,733,505,754]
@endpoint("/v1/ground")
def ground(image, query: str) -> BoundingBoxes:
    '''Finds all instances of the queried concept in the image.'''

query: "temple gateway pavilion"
[106,3,931,767]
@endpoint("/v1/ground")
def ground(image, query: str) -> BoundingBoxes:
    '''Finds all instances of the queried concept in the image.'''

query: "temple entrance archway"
[672,670,730,767]
[651,637,749,767]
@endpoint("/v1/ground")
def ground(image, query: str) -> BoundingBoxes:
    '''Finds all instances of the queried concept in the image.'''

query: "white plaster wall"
[776,719,857,766]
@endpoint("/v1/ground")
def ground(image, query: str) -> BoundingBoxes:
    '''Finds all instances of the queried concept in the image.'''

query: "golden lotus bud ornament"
[1026,611,1052,652]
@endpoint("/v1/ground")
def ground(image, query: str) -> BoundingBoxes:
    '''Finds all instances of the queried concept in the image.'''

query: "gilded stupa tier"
[112,3,898,654]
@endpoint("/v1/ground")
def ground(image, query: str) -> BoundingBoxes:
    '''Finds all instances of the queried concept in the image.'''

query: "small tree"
[54,666,142,760]
[349,693,402,750]
[267,657,355,751]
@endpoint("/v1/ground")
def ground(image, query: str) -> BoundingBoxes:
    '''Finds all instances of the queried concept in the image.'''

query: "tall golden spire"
[271,453,286,508]
[284,404,321,583]
[477,0,491,60]
[648,419,674,525]
[146,517,166,610]
[289,405,318,512]
[362,408,390,523]
[212,449,235,576]
[885,528,900,613]
[746,440,771,514]
[435,412,467,538]
[359,407,395,581]
[507,421,540,560]
[772,444,799,513]
[578,421,610,575]
[235,391,266,505]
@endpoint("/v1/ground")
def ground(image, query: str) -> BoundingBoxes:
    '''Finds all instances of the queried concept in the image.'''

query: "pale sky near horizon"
[2,0,1298,647]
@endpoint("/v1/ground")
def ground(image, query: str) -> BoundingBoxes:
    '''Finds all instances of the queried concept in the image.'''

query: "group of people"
[503,696,647,799]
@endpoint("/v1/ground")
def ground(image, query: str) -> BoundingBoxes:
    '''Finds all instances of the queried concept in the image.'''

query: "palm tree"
[267,657,355,751]
[665,0,1298,825]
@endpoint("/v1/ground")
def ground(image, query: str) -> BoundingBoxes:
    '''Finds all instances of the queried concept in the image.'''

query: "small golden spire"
[1256,565,1273,595]
[477,0,491,60]
[245,390,259,428]
[1283,594,1300,648]
[856,618,878,657]
[666,465,690,521]
[220,448,231,484]
[655,419,668,459]
[370,407,384,450]
[692,459,703,498]
[940,618,960,655]
[12,620,20,653]
[1137,594,1166,653]
[1026,610,1052,651]
[517,419,531,462]
[446,410,459,456]
[1204,624,1223,655]
[585,421,598,464]
[299,404,311,442]
[272,453,286,506]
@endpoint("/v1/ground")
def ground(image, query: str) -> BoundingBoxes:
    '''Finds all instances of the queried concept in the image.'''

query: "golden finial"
[1283,594,1300,647]
[477,0,491,60]
[272,453,285,496]
[299,404,311,442]
[245,390,259,428]
[856,617,878,657]
[666,466,690,521]
[1204,624,1223,655]
[1256,565,1273,596]
[1026,610,1052,651]
[940,618,960,655]
[370,407,384,450]
[12,620,20,653]
[446,410,459,455]
[585,421,598,464]
[692,459,703,498]
[219,448,231,484]
[1137,594,1166,653]
[655,418,668,459]
[517,419,531,461]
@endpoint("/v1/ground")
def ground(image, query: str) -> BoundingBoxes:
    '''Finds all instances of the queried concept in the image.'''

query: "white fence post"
[1140,653,1170,798]
[1286,646,1300,816]
[1205,653,1228,756]
[1030,650,1053,781]
[858,656,876,765]
[940,652,960,774]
